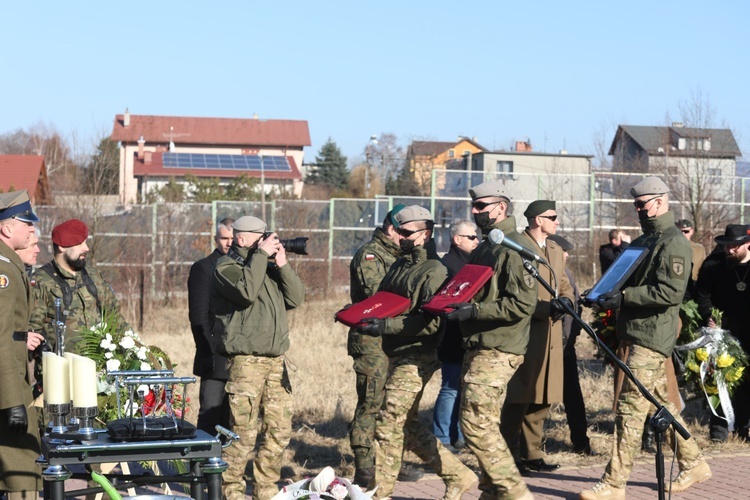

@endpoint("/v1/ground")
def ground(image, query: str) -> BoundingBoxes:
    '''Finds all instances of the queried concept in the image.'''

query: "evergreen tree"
[307,138,349,191]
[386,160,421,196]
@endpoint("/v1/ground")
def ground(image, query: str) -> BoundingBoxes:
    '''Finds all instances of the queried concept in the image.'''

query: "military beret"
[52,219,89,247]
[469,180,510,201]
[675,219,693,229]
[232,215,266,233]
[384,203,406,227]
[524,200,556,218]
[393,205,433,225]
[547,234,573,252]
[630,176,670,197]
[0,190,39,223]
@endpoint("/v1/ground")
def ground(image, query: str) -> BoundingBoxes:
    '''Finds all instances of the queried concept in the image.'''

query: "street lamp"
[260,154,266,220]
[364,135,378,196]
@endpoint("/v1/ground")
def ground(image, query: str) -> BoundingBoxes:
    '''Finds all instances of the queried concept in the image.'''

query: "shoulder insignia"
[0,274,9,288]
[523,271,534,288]
[0,255,10,263]
[365,254,375,261]
[671,256,685,277]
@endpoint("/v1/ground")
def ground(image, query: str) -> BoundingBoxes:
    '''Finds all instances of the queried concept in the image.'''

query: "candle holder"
[45,403,71,442]
[73,406,98,441]
[68,400,80,427]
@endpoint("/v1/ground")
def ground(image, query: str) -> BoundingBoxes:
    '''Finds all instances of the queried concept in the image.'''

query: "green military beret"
[524,200,556,218]
[630,176,670,197]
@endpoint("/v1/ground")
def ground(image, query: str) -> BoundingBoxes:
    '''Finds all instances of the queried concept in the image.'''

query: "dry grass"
[139,298,748,482]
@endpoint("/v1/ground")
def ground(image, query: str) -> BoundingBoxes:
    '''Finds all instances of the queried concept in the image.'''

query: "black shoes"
[515,461,532,477]
[522,458,560,472]
[397,465,424,482]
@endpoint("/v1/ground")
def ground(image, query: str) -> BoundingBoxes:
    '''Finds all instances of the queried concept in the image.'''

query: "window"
[497,160,513,175]
[463,150,471,156]
[448,150,455,158]
[708,168,721,184]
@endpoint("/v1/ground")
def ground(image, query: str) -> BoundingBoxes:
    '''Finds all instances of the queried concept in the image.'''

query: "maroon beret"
[52,219,89,247]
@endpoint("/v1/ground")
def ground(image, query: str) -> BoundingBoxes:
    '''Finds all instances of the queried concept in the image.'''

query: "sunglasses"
[633,195,661,209]
[472,201,499,210]
[458,234,478,240]
[396,227,427,238]
[538,215,558,221]
[681,229,692,234]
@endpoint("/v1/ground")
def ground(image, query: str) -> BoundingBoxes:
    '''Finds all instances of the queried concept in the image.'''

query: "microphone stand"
[522,259,688,500]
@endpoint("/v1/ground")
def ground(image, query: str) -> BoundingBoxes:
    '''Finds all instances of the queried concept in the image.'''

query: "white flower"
[136,346,148,360]
[106,359,121,372]
[136,384,150,396]
[105,332,113,341]
[140,361,152,371]
[329,483,348,500]
[100,338,113,349]
[119,336,136,349]
[105,352,114,359]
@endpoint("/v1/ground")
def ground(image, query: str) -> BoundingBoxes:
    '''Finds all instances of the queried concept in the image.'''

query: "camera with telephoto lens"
[262,231,309,255]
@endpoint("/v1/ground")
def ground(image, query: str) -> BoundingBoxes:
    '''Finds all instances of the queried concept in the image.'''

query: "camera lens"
[279,237,309,255]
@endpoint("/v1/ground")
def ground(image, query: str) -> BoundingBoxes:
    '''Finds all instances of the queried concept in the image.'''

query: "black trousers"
[563,341,590,449]
[197,377,231,435]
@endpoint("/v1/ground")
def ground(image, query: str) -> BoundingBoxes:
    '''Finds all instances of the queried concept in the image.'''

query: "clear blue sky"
[1,1,748,166]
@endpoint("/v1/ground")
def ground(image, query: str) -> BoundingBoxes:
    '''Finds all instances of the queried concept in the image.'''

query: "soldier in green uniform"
[29,219,130,354]
[580,177,711,500]
[347,204,421,486]
[0,190,42,500]
[212,216,305,500]
[444,180,537,500]
[501,200,574,474]
[356,205,477,500]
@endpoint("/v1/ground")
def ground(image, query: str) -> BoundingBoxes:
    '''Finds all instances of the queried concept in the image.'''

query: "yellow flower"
[686,361,700,373]
[726,366,746,383]
[695,348,708,362]
[716,353,735,368]
[704,384,718,395]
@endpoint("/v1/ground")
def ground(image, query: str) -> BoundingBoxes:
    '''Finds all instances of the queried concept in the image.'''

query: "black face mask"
[399,238,416,253]
[473,211,492,229]
[637,209,652,222]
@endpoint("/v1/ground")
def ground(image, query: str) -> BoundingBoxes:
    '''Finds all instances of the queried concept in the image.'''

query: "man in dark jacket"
[694,223,750,441]
[581,176,710,500]
[599,229,630,273]
[358,206,476,500]
[187,217,234,435]
[432,219,479,451]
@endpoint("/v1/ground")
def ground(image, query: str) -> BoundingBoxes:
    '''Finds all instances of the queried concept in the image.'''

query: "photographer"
[211,215,305,500]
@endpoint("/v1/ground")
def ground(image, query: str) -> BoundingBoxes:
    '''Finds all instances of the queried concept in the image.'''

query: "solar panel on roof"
[162,153,291,172]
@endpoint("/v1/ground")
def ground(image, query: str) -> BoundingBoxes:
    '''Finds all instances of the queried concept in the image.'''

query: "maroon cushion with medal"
[422,264,494,315]
[335,291,412,328]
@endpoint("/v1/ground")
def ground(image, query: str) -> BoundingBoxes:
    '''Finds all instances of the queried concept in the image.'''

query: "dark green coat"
[0,240,41,491]
[617,211,691,357]
[347,228,401,356]
[212,244,305,357]
[460,216,538,354]
[378,245,447,357]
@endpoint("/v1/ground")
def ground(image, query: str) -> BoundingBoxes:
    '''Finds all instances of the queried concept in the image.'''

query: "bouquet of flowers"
[676,302,749,430]
[271,467,375,500]
[73,311,188,424]
[590,306,618,363]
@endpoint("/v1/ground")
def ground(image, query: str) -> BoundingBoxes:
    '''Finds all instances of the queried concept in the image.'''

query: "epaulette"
[0,255,10,263]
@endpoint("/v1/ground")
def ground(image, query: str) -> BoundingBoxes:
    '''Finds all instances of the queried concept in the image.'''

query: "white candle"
[63,352,77,402]
[72,356,98,408]
[42,352,70,404]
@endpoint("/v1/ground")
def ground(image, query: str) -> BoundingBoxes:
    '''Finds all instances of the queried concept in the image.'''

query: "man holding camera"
[212,216,305,500]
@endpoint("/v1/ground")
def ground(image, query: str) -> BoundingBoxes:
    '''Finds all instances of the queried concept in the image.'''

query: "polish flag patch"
[365,254,375,261]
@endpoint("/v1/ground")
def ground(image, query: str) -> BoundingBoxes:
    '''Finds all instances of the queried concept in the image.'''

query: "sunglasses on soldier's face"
[458,234,478,240]
[396,227,427,238]
[538,215,558,221]
[633,195,661,209]
[472,201,498,210]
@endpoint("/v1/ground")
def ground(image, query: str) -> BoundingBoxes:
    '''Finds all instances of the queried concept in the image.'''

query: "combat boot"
[397,465,423,482]
[579,481,625,499]
[668,460,711,492]
[353,467,374,488]
[442,470,478,500]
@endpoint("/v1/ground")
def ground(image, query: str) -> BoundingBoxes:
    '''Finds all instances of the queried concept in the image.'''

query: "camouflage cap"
[393,205,433,225]
[232,215,266,233]
[524,200,556,218]
[0,190,39,223]
[630,176,670,197]
[469,180,510,201]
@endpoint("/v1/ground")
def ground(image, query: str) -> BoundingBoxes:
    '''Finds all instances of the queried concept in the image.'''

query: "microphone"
[488,228,548,264]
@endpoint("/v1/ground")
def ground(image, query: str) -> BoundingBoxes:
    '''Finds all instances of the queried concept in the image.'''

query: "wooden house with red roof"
[110,110,311,204]
[0,155,52,205]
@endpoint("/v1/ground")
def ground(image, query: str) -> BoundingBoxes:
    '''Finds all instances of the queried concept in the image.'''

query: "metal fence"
[33,170,750,312]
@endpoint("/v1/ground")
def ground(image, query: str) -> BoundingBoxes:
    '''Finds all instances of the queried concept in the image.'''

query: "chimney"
[137,135,145,159]
[672,122,684,128]
[515,140,532,152]
[124,108,130,127]
[252,112,259,119]
[144,151,152,164]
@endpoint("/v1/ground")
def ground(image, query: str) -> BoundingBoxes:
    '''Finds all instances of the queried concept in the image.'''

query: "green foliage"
[307,138,349,191]
[225,174,259,201]
[145,177,186,203]
[83,137,120,195]
[186,174,223,202]
[386,161,421,196]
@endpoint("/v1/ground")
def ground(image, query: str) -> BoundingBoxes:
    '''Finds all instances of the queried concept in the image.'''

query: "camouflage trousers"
[603,345,703,488]
[350,350,389,469]
[374,352,473,499]
[460,349,528,499]
[222,355,293,500]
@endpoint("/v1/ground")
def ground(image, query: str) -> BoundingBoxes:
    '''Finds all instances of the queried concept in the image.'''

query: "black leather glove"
[2,404,28,435]
[444,303,478,322]
[597,291,623,310]
[550,297,573,322]
[357,317,385,337]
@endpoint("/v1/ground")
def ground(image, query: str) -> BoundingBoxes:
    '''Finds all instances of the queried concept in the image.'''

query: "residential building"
[406,137,487,194]
[0,154,52,204]
[110,111,311,204]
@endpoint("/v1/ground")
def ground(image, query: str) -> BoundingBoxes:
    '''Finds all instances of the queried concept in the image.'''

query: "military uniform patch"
[0,274,8,288]
[365,254,375,261]
[671,256,685,277]
[523,271,534,288]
